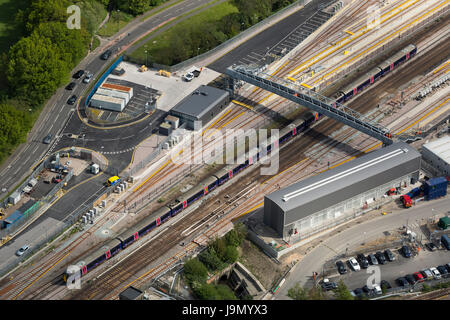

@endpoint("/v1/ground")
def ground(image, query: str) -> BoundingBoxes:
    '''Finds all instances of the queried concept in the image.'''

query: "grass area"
[91,36,100,51]
[79,0,108,35]
[128,0,235,65]
[0,0,27,54]
[97,10,134,37]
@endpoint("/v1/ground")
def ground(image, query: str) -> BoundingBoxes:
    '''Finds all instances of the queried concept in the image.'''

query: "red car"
[413,272,424,283]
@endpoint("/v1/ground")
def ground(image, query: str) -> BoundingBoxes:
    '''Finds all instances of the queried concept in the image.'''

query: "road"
[275,196,450,299]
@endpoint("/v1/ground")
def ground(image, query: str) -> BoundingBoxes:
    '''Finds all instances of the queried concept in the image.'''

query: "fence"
[85,55,124,106]
[125,0,311,72]
[315,5,450,92]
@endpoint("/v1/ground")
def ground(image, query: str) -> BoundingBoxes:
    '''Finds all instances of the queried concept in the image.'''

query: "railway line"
[1,0,448,301]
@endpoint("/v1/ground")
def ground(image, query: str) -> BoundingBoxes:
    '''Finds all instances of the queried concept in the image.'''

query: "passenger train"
[64,44,418,283]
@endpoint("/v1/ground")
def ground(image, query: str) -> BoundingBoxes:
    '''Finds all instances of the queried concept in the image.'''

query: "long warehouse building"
[264,142,421,240]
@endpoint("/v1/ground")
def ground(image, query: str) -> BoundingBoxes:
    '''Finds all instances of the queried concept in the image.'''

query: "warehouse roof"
[422,135,450,165]
[91,93,124,103]
[170,85,229,119]
[266,142,421,213]
[101,83,132,92]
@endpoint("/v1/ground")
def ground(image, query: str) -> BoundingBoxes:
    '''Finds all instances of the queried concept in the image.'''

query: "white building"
[421,135,450,176]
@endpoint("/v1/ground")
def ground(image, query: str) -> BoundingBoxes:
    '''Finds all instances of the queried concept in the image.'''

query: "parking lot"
[328,246,450,294]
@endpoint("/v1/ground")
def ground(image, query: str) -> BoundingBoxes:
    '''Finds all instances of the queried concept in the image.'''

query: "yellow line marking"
[201,108,233,135]
[287,77,297,82]
[309,0,449,85]
[433,60,450,73]
[13,250,72,300]
[232,100,253,110]
[301,82,312,89]
[205,112,244,139]
[344,30,354,35]
[289,0,418,77]
[395,98,450,134]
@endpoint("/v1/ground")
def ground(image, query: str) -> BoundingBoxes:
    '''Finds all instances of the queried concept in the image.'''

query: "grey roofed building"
[264,142,421,238]
[169,85,230,130]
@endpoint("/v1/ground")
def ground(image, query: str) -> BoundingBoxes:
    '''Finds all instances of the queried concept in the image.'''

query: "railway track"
[3,0,448,301]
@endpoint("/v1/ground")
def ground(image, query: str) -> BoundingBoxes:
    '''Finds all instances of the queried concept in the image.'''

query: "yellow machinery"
[139,65,148,72]
[159,69,171,77]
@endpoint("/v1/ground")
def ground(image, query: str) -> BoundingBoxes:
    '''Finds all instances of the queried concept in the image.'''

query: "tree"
[183,258,208,285]
[199,248,226,271]
[288,283,308,300]
[6,34,67,106]
[334,280,354,300]
[17,0,70,33]
[307,286,325,300]
[216,284,237,300]
[223,245,239,263]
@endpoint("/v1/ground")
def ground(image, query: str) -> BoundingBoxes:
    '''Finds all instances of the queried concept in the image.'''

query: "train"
[336,44,417,104]
[64,44,418,282]
[63,111,317,282]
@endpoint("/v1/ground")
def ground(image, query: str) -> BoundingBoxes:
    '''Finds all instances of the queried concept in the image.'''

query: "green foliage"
[6,34,67,106]
[223,245,239,263]
[198,247,227,272]
[193,283,237,300]
[183,258,209,286]
[335,280,354,300]
[288,283,308,300]
[17,0,70,33]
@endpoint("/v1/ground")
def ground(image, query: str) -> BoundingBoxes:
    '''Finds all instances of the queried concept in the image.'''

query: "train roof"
[74,238,122,266]
[119,206,169,239]
[378,59,393,70]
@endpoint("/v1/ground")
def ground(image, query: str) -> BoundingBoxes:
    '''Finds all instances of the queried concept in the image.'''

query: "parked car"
[445,263,450,273]
[73,69,84,79]
[83,73,93,83]
[367,254,378,265]
[43,134,52,144]
[348,257,361,271]
[375,251,387,264]
[362,285,373,296]
[353,288,364,298]
[321,281,337,291]
[336,260,347,274]
[111,68,125,76]
[413,272,424,283]
[384,249,395,261]
[396,277,409,287]
[405,274,416,285]
[67,95,77,105]
[437,265,449,277]
[373,284,382,295]
[66,82,76,90]
[430,267,441,280]
[401,245,412,258]
[425,243,438,251]
[16,245,29,256]
[421,269,433,280]
[183,72,194,82]
[356,254,369,269]
[380,280,392,289]
[100,49,112,60]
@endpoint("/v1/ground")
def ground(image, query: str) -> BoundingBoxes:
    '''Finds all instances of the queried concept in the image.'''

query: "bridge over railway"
[226,65,395,145]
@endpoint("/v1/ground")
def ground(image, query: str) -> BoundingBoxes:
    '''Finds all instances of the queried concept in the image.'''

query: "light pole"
[117,9,120,33]
[145,45,148,66]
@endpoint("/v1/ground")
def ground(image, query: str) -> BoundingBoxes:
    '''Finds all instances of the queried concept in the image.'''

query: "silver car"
[83,73,93,83]
[16,245,29,256]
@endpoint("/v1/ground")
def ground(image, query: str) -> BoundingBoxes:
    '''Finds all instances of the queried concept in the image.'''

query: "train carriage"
[378,59,393,76]
[202,175,220,194]
[214,165,234,186]
[64,237,122,281]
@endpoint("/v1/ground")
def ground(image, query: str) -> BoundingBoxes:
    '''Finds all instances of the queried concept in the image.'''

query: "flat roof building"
[169,85,230,130]
[421,135,450,176]
[101,83,133,97]
[90,94,125,112]
[264,142,421,239]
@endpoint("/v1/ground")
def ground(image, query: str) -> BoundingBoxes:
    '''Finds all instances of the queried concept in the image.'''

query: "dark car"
[353,288,364,298]
[73,70,84,79]
[384,249,395,262]
[367,254,378,265]
[101,49,112,60]
[437,265,449,277]
[405,274,416,285]
[401,245,412,258]
[375,251,386,264]
[362,285,374,296]
[336,260,347,274]
[380,280,392,290]
[425,243,438,252]
[66,82,76,90]
[445,263,450,273]
[43,134,52,144]
[321,281,337,291]
[396,277,409,287]
[67,95,77,105]
[357,254,369,269]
